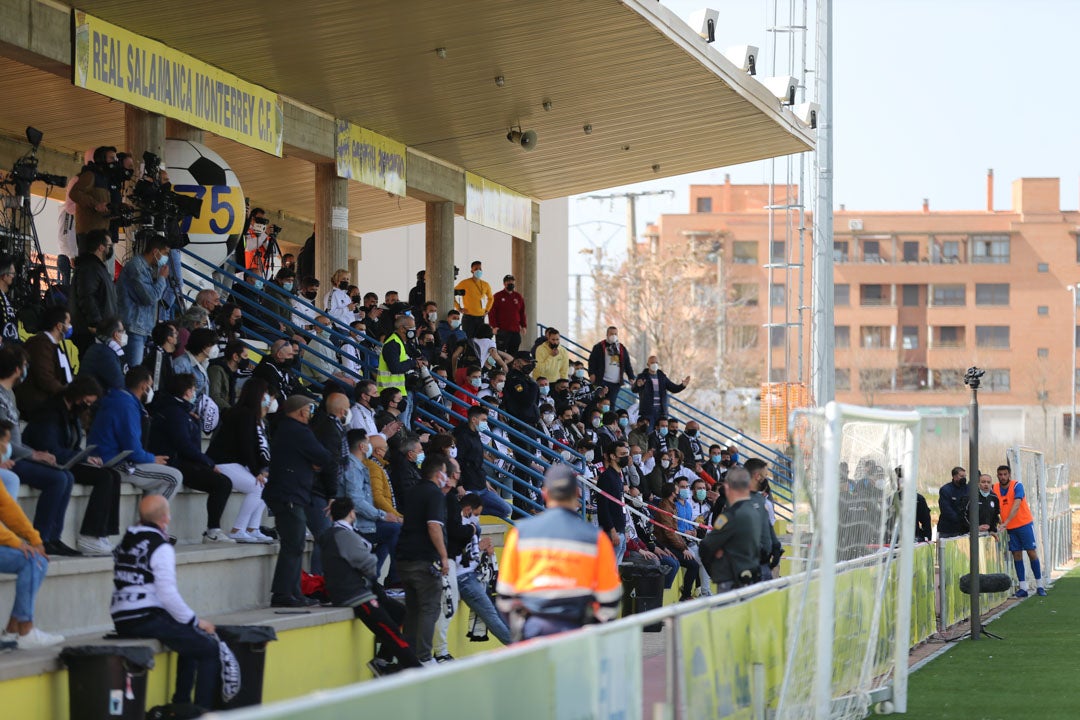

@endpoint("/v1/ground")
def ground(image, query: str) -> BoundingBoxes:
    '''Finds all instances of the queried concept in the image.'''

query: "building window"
[975,325,1010,348]
[897,366,927,390]
[862,239,881,262]
[835,284,850,306]
[860,325,891,349]
[902,284,920,307]
[860,284,888,306]
[972,234,1010,264]
[834,241,849,263]
[902,326,919,350]
[695,197,713,213]
[732,283,759,306]
[1038,348,1050,358]
[835,368,851,391]
[975,283,1009,306]
[835,326,851,348]
[942,240,961,262]
[770,326,787,348]
[1038,263,1049,273]
[934,326,965,348]
[771,241,786,264]
[984,369,1010,392]
[733,241,758,265]
[858,369,892,391]
[933,369,965,389]
[931,284,965,307]
[770,284,786,307]
[903,241,919,262]
[732,326,758,349]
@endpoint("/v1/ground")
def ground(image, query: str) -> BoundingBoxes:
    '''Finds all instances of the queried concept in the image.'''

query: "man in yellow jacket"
[0,420,64,649]
[454,261,493,338]
[532,327,570,381]
[497,465,622,640]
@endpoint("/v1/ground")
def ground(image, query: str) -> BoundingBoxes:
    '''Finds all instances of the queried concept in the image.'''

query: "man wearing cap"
[408,270,426,315]
[490,274,527,354]
[453,261,493,338]
[496,466,622,640]
[263,395,334,607]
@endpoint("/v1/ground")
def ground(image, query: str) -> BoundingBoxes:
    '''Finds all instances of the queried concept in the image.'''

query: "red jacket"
[489,289,527,333]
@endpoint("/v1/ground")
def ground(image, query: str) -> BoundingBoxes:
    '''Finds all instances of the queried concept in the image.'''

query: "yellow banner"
[334,121,407,196]
[465,172,533,239]
[72,10,284,157]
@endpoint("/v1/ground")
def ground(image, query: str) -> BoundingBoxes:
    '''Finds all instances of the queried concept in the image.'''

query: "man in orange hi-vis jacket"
[993,464,1046,598]
[496,465,622,641]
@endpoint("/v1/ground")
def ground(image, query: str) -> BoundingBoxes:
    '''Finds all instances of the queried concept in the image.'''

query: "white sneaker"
[228,530,256,543]
[247,529,275,544]
[16,627,64,649]
[77,536,113,556]
[202,529,236,544]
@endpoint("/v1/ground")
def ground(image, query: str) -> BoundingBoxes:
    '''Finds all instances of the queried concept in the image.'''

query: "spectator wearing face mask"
[631,356,688,432]
[291,276,321,327]
[206,378,274,543]
[489,274,526,354]
[147,374,234,544]
[587,326,634,408]
[532,327,569,382]
[679,421,706,470]
[117,237,170,367]
[437,310,467,348]
[454,261,493,338]
[172,328,218,409]
[701,444,727,486]
[451,366,484,427]
[70,230,118,352]
[325,269,358,328]
[79,317,130,393]
[597,442,629,563]
[207,340,249,412]
[142,322,178,394]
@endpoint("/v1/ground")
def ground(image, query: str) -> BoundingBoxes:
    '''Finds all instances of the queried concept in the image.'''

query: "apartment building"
[647,174,1080,436]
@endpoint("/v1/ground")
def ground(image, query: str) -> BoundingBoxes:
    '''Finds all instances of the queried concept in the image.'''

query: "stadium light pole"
[963,366,983,640]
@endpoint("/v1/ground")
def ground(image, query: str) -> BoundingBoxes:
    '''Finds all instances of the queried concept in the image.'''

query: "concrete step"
[0,543,285,638]
[15,481,264,548]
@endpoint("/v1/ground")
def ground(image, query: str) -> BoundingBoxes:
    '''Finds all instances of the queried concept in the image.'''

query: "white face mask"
[661,459,671,469]
[542,412,555,424]
[116,331,129,347]
[608,335,618,344]
[427,312,438,323]
[208,345,221,360]
[449,446,458,459]
[649,363,660,373]
[144,387,155,404]
[268,397,279,414]
[584,449,595,462]
[632,453,642,464]
[492,382,504,393]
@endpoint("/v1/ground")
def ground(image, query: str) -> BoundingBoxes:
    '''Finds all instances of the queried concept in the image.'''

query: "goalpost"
[777,402,921,720]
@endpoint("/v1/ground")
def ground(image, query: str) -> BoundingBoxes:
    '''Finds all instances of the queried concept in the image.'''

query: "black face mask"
[103,244,115,261]
[338,281,350,291]
[350,295,361,304]
[521,362,536,374]
[721,459,732,467]
[617,456,630,468]
[232,318,243,330]
[506,283,516,292]
[686,429,697,437]
[302,290,318,300]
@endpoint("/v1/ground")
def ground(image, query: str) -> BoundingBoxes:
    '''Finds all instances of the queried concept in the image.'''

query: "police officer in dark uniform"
[502,351,541,510]
[699,467,762,591]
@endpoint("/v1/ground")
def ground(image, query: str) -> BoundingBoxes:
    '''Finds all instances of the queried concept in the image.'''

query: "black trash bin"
[61,645,156,720]
[213,625,277,710]
[619,562,666,632]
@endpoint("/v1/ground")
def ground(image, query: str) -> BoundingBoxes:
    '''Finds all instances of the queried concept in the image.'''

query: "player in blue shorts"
[991,465,1045,597]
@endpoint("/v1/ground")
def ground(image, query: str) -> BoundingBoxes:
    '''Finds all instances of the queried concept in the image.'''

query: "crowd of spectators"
[0,182,787,673]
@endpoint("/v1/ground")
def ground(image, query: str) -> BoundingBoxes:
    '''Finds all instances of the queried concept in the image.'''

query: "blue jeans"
[658,553,681,590]
[400,393,415,430]
[13,459,74,543]
[304,496,332,576]
[522,615,579,640]
[474,488,512,521]
[361,520,402,581]
[0,469,18,498]
[614,531,627,564]
[125,333,148,368]
[457,570,511,645]
[0,546,48,622]
[115,610,220,708]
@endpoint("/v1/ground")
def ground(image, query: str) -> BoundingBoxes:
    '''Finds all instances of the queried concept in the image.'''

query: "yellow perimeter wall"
[0,610,499,720]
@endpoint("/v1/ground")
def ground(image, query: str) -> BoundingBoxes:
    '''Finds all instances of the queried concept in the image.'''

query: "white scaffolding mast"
[810,0,835,405]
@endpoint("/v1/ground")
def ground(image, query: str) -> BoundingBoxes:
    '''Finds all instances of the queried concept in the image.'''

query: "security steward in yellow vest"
[497,465,623,641]
[377,315,425,428]
[699,467,763,592]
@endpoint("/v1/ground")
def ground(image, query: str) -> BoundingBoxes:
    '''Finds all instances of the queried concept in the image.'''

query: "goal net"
[1008,448,1071,577]
[777,403,921,720]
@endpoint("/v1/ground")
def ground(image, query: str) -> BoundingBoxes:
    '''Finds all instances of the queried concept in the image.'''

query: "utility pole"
[579,190,675,369]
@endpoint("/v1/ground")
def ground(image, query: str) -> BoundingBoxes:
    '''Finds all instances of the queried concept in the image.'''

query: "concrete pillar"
[124,106,165,172]
[314,163,349,290]
[165,119,204,143]
[512,234,538,332]
[425,201,455,315]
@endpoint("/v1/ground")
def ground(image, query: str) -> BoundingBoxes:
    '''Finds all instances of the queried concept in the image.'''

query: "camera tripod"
[0,180,55,308]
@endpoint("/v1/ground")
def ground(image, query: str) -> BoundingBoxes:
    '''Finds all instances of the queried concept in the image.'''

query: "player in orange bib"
[992,464,1046,597]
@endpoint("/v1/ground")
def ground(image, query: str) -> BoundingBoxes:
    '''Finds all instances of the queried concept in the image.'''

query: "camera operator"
[69,147,129,251]
[242,208,277,277]
[0,256,18,344]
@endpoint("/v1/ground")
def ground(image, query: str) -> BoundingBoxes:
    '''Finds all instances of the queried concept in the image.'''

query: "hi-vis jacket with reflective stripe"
[496,506,622,623]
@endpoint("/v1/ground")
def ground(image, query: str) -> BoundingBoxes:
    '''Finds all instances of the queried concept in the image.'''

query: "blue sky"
[570,0,1080,268]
